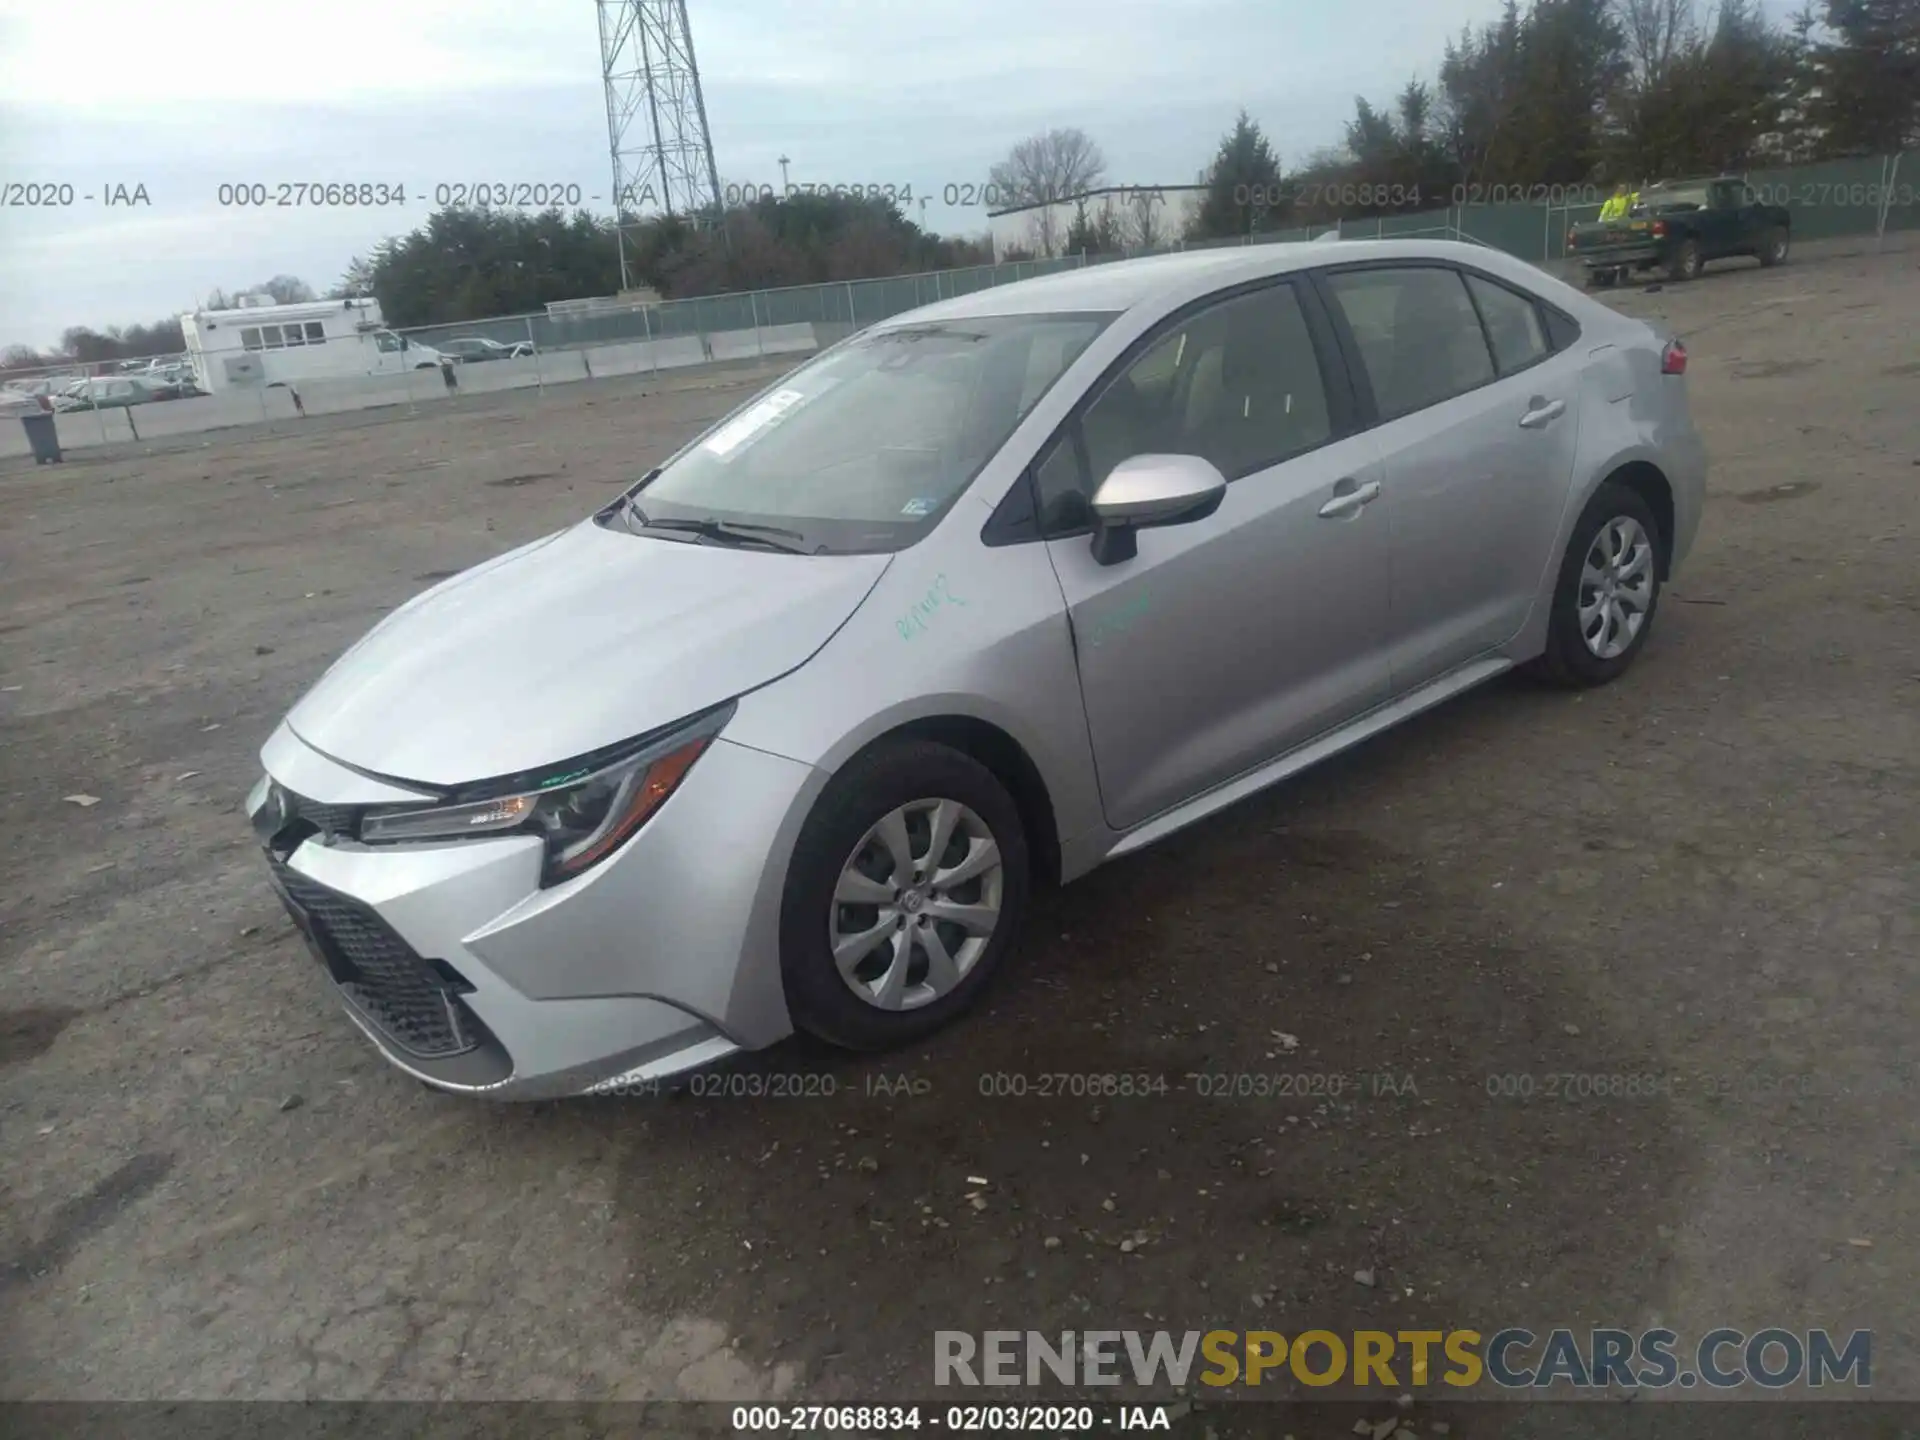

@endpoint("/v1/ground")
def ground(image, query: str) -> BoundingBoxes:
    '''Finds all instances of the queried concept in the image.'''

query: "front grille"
[269,858,477,1059]
[287,791,360,838]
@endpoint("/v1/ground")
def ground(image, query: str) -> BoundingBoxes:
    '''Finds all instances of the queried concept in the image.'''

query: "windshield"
[623,312,1114,554]
[1640,186,1709,212]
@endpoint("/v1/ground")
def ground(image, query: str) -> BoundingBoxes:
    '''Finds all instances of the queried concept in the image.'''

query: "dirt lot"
[2,237,1916,1430]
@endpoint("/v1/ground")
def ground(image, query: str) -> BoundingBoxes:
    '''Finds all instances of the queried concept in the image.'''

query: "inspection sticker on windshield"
[703,388,809,458]
[901,497,938,517]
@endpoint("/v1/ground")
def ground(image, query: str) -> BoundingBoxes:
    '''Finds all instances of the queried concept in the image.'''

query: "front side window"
[1323,266,1495,420]
[1032,283,1333,537]
[1465,275,1550,376]
[627,313,1112,554]
[1085,282,1332,491]
[375,331,400,353]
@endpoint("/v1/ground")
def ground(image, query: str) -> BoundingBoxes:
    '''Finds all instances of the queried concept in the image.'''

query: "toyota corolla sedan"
[248,239,1704,1099]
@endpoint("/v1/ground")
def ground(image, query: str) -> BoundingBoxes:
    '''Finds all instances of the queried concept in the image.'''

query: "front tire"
[1525,480,1664,688]
[779,741,1030,1050]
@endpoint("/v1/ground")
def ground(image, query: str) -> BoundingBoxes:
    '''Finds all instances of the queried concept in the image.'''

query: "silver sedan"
[248,238,1705,1098]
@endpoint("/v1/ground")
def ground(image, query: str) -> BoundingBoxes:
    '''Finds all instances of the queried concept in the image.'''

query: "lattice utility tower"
[597,0,725,289]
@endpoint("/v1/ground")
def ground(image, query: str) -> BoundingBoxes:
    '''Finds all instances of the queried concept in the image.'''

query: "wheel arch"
[1599,459,1676,579]
[830,715,1064,890]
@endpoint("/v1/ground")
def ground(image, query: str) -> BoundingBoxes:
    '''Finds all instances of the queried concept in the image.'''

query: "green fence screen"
[401,150,1915,352]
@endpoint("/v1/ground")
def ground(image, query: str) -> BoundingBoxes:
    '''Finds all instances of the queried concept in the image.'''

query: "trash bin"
[21,410,63,464]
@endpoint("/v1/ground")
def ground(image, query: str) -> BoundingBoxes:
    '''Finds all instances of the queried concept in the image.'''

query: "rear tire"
[1524,480,1665,689]
[1588,268,1619,290]
[1667,239,1702,283]
[779,741,1030,1051]
[1758,228,1789,267]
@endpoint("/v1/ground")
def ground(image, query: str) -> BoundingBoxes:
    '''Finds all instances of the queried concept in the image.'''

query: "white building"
[987,185,1209,261]
[181,296,445,395]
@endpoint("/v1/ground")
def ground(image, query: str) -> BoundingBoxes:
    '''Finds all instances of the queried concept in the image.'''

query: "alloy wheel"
[1578,515,1656,660]
[829,798,1005,1011]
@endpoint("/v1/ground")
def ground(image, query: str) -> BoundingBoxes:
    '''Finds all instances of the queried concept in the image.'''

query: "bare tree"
[1618,0,1695,84]
[1023,209,1061,258]
[990,127,1108,209]
[1123,186,1168,251]
[261,274,316,304]
[203,275,316,310]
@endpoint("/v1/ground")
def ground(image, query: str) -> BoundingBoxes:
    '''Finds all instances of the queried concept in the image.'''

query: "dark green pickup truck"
[1567,176,1791,287]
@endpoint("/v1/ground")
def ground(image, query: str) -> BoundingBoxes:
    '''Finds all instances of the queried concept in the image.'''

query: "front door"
[1040,279,1395,833]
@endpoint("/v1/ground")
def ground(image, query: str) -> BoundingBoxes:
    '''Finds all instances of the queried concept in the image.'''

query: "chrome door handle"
[1519,398,1567,429]
[1318,479,1382,519]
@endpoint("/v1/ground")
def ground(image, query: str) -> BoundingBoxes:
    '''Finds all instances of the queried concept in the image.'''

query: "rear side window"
[1323,267,1494,420]
[1465,275,1550,375]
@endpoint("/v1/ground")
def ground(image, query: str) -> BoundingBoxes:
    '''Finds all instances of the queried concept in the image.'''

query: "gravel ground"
[1,237,1915,1432]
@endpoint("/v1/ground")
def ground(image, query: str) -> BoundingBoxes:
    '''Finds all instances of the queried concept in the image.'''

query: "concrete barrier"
[0,333,817,460]
[60,406,137,450]
[532,349,591,385]
[297,372,438,416]
[448,357,548,395]
[135,391,284,438]
[651,336,713,371]
[577,342,656,379]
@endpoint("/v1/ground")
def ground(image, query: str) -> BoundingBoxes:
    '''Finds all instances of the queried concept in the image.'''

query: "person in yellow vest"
[1599,183,1633,222]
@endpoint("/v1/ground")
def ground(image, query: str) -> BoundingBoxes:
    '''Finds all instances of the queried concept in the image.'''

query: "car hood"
[287,519,892,786]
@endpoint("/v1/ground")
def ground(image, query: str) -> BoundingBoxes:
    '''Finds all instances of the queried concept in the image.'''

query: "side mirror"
[1088,454,1227,566]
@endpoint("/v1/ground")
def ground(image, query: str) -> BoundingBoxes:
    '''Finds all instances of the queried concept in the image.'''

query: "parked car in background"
[1567,175,1790,287]
[249,238,1705,1101]
[8,377,77,399]
[439,336,536,363]
[54,376,162,410]
[142,363,203,399]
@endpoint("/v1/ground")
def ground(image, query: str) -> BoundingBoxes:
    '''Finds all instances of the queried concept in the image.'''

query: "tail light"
[1651,220,1667,237]
[1661,340,1688,375]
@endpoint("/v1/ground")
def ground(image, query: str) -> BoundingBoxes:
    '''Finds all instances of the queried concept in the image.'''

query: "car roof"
[869,237,1579,327]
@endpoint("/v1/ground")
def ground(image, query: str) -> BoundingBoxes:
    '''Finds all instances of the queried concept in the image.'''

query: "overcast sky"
[5,0,1561,349]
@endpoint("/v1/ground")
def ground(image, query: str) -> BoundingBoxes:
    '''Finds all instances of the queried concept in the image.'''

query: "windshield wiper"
[631,514,813,554]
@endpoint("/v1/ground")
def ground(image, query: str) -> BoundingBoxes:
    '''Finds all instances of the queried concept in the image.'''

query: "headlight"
[359,705,731,885]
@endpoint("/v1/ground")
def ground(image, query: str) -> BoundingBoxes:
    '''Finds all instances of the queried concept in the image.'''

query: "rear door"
[1314,262,1585,692]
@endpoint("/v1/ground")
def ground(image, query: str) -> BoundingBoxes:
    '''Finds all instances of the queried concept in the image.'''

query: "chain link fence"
[5,150,1911,458]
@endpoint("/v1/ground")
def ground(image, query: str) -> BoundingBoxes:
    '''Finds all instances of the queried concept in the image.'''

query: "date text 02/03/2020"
[730,1405,1175,1431]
